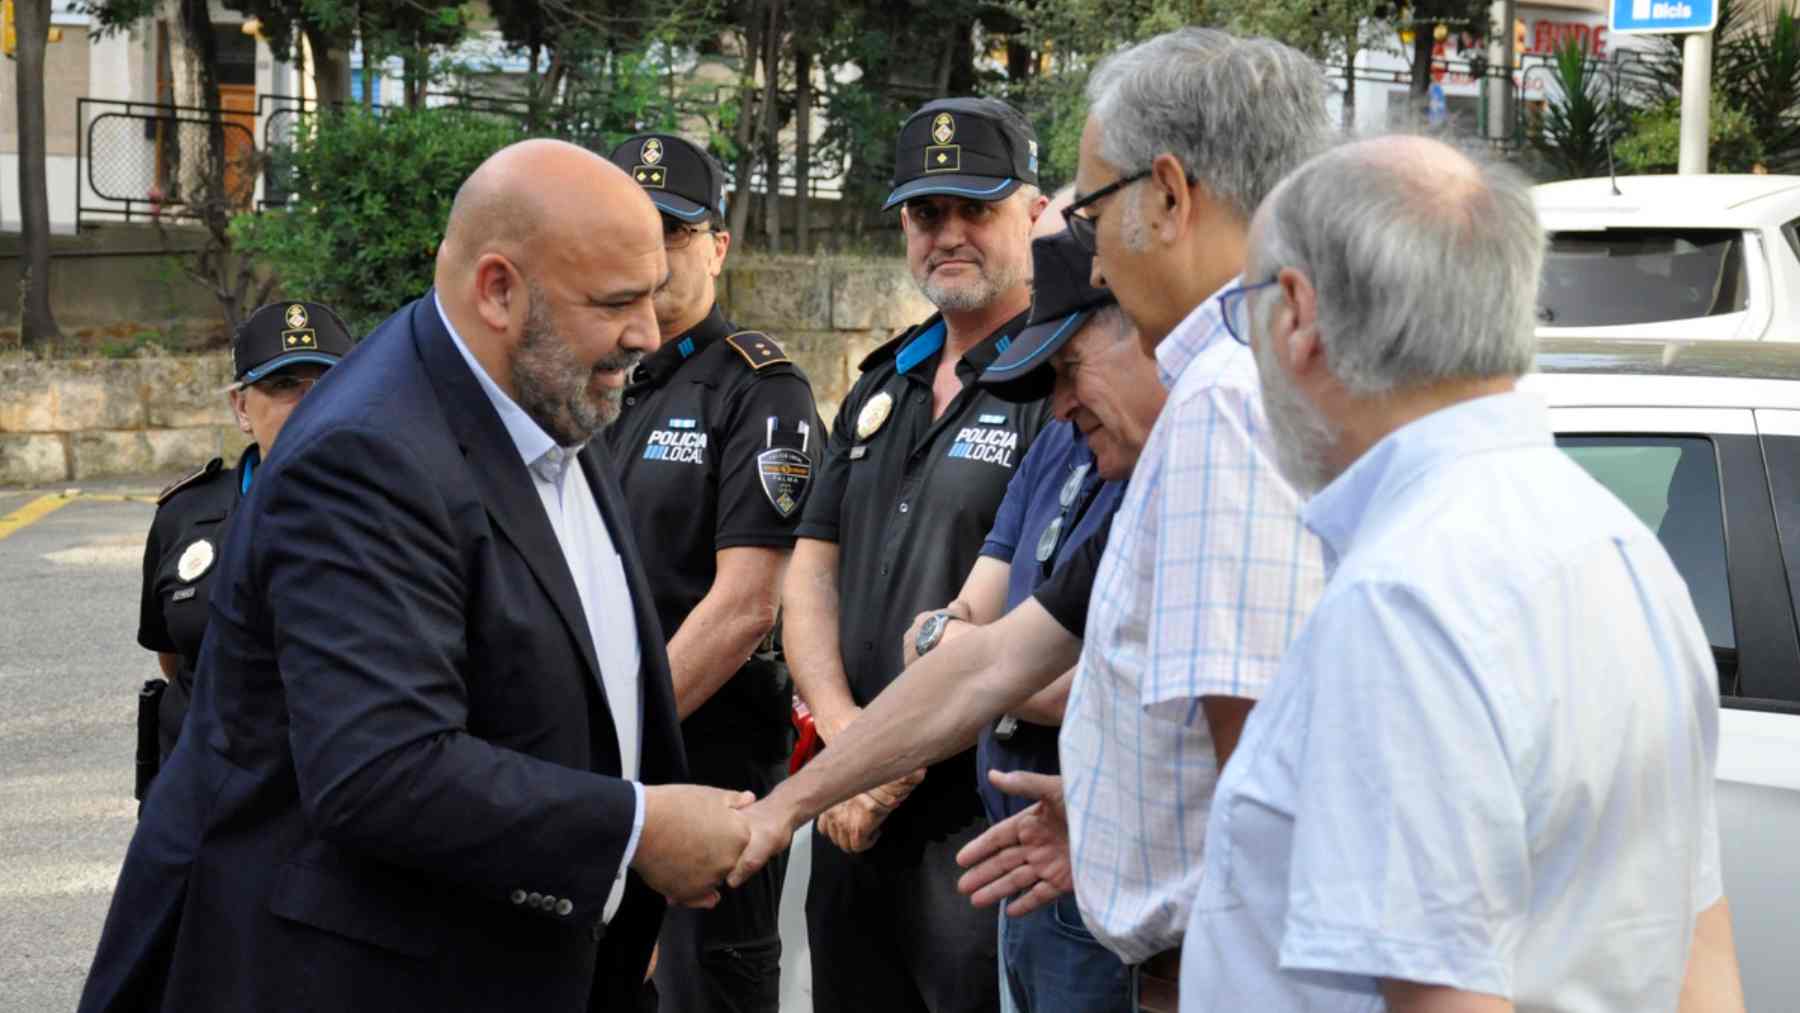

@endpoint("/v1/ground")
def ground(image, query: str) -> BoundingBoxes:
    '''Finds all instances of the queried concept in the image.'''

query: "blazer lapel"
[411,295,608,704]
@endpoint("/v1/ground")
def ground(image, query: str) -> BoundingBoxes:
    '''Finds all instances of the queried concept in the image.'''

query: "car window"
[1558,437,1734,653]
[1539,229,1749,327]
[1783,217,1800,263]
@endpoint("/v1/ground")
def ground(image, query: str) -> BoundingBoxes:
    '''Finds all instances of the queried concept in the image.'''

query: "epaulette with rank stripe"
[157,457,223,505]
[724,331,791,371]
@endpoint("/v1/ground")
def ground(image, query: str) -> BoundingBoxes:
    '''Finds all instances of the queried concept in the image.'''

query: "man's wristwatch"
[915,611,954,657]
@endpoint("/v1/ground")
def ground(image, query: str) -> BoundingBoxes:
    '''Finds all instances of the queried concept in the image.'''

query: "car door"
[1550,405,1800,1009]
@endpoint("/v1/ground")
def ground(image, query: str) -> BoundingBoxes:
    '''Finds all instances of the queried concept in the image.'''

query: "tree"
[14,0,61,345]
[234,106,524,330]
[1210,0,1388,129]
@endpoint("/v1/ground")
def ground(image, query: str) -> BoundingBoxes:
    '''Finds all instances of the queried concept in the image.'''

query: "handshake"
[628,770,1076,916]
[626,784,807,909]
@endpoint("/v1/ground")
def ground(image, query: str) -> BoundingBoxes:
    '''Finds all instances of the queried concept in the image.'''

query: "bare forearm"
[783,541,858,737]
[771,601,1080,823]
[776,624,1011,822]
[1011,669,1074,727]
[667,595,776,721]
[156,651,178,680]
[1680,899,1745,1013]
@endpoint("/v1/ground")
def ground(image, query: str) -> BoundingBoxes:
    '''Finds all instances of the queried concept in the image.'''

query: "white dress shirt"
[1182,391,1722,1011]
[437,295,646,924]
[1059,286,1325,963]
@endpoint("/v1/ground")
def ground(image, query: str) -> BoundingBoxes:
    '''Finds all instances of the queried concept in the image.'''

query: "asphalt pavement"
[0,476,814,1012]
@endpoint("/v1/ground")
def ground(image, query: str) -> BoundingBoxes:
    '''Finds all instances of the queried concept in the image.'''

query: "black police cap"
[883,97,1040,211]
[980,231,1117,403]
[608,133,727,223]
[233,301,355,384]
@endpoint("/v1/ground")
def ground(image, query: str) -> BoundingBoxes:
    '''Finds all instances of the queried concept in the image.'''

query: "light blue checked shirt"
[1058,285,1325,964]
[1181,391,1722,1011]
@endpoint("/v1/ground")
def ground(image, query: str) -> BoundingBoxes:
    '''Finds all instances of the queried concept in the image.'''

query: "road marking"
[0,494,74,541]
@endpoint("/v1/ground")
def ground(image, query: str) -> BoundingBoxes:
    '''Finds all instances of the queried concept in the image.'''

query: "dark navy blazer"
[79,294,687,1012]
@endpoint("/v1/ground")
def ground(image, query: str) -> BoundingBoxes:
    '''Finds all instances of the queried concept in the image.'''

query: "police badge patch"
[757,448,812,518]
[177,539,214,582]
[759,415,813,517]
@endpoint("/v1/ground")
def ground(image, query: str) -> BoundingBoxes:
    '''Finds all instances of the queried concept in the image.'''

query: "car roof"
[1531,338,1800,410]
[1534,174,1800,230]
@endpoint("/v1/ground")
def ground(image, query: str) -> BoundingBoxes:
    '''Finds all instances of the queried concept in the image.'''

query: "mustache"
[594,350,643,373]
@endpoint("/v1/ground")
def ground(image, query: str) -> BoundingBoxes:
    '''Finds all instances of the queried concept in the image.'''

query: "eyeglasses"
[250,373,319,399]
[901,199,1001,236]
[1062,166,1202,254]
[1217,278,1280,345]
[663,220,719,250]
[1061,170,1150,254]
[1036,461,1094,579]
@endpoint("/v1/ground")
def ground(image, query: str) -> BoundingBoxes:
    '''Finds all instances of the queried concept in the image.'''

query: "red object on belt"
[789,696,823,775]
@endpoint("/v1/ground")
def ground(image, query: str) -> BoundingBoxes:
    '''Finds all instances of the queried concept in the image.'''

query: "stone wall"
[0,356,253,486]
[719,255,933,426]
[0,255,931,487]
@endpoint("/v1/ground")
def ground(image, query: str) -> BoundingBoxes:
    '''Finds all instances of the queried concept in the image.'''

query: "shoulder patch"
[724,331,791,371]
[157,458,224,505]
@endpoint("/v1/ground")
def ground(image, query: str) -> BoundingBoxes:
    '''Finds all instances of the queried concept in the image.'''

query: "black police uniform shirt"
[137,447,257,760]
[603,304,821,758]
[795,310,1052,839]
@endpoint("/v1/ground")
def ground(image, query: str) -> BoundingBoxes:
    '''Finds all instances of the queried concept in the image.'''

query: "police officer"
[136,301,354,779]
[604,132,823,1013]
[782,97,1053,1013]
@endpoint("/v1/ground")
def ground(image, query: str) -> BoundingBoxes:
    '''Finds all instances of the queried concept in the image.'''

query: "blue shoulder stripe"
[895,319,947,375]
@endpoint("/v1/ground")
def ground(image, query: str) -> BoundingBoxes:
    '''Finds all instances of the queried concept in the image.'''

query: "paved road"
[0,478,814,1012]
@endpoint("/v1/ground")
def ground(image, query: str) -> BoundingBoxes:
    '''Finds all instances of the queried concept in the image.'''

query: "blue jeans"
[1000,895,1133,1013]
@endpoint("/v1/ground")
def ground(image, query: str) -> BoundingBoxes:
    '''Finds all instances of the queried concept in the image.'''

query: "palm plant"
[1530,38,1623,180]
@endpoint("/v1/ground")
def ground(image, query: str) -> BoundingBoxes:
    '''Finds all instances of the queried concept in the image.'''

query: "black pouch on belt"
[135,678,167,801]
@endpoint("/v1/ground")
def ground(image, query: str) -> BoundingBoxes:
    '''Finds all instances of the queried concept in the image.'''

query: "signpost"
[1610,0,1719,174]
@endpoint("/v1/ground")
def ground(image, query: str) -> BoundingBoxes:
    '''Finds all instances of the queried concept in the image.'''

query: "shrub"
[233,106,526,334]
[1615,94,1765,174]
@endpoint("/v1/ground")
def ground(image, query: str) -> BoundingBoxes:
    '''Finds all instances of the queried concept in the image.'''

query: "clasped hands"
[634,767,1075,921]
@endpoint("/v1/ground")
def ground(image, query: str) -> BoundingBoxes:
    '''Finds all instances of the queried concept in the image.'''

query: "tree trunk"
[1410,23,1437,121]
[1342,37,1358,131]
[759,0,783,253]
[14,0,60,345]
[302,23,350,106]
[360,19,376,110]
[794,46,812,254]
[726,8,764,242]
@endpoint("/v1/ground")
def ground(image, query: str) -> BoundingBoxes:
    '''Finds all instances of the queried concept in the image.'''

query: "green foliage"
[1726,7,1800,170]
[1615,94,1765,174]
[1530,38,1623,180]
[232,106,525,332]
[985,0,1195,190]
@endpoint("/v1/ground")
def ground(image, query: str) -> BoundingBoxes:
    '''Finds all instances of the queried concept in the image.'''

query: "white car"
[1533,175,1800,342]
[1528,338,1800,1008]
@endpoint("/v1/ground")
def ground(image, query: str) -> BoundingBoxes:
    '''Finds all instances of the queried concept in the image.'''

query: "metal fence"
[77,98,259,228]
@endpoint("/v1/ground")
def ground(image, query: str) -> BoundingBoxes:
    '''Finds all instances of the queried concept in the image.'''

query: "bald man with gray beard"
[79,140,752,1013]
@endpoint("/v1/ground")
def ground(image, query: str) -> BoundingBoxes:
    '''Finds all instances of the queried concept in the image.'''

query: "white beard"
[1252,329,1339,497]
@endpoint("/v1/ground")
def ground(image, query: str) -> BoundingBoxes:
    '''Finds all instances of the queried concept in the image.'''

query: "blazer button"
[540,895,557,911]
[556,898,574,917]
[528,892,544,908]
[510,889,527,905]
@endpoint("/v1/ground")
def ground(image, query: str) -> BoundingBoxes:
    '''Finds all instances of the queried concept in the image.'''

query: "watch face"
[918,613,947,655]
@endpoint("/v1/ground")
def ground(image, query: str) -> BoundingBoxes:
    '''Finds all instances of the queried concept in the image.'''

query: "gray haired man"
[1185,134,1745,1011]
[726,27,1330,1007]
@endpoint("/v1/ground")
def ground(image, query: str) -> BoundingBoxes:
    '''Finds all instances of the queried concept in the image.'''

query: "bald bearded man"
[78,140,751,1013]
